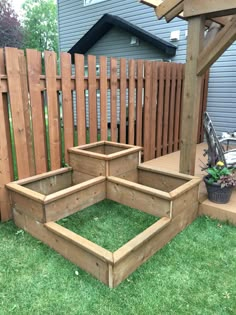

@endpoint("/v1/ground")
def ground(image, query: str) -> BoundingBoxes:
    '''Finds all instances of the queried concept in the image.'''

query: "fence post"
[0,49,14,221]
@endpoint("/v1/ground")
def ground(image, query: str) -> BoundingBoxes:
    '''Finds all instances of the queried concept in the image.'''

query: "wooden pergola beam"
[139,0,162,9]
[156,0,183,19]
[198,17,236,76]
[165,2,184,22]
[184,0,236,19]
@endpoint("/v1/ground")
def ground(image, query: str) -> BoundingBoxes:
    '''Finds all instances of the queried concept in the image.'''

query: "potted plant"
[203,161,236,204]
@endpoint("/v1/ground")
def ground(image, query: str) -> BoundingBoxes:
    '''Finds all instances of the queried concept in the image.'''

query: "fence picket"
[150,61,158,159]
[136,60,144,147]
[5,47,31,178]
[60,52,74,163]
[100,56,107,141]
[26,49,48,174]
[119,58,126,144]
[162,63,171,155]
[88,55,97,142]
[110,57,118,142]
[143,61,152,161]
[75,54,86,145]
[156,63,165,157]
[44,50,61,170]
[128,59,135,145]
[168,63,177,154]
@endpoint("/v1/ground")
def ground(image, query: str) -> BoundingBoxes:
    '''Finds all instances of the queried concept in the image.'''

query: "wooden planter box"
[68,141,142,182]
[7,167,106,222]
[108,165,201,219]
[6,143,201,288]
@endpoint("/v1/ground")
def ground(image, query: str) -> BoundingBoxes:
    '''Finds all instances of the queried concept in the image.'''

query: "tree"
[22,0,58,53]
[0,0,23,48]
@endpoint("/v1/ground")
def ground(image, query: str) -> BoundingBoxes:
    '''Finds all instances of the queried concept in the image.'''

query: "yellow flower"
[216,161,224,167]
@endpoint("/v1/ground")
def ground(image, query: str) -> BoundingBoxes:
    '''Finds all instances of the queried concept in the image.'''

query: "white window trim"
[84,0,107,6]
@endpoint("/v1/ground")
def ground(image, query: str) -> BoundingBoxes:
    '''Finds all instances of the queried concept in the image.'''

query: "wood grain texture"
[88,55,97,142]
[156,62,165,157]
[26,49,48,174]
[136,60,144,146]
[179,16,205,175]
[99,56,107,140]
[75,54,86,145]
[44,50,61,170]
[110,57,118,142]
[119,58,127,144]
[0,48,14,221]
[13,209,111,285]
[5,47,31,178]
[60,52,74,163]
[143,61,152,161]
[128,59,135,145]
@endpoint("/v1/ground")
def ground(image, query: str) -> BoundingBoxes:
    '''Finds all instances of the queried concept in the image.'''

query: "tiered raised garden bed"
[7,142,201,288]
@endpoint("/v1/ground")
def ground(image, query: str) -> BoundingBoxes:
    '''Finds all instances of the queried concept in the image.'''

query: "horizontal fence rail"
[0,47,209,221]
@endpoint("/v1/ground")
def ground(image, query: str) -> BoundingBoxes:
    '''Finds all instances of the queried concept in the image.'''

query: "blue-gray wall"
[57,0,236,135]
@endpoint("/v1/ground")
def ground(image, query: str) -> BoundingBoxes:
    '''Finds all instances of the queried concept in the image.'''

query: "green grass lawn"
[58,199,159,252]
[0,215,235,315]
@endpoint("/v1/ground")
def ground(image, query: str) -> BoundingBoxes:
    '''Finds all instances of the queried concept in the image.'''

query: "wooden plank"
[173,64,183,151]
[119,58,127,144]
[138,168,187,192]
[110,57,118,142]
[60,52,74,163]
[18,50,35,176]
[108,152,139,177]
[99,56,107,141]
[114,217,170,263]
[184,0,236,18]
[162,63,171,155]
[165,2,184,22]
[112,204,198,287]
[128,59,135,145]
[156,62,165,157]
[72,170,95,185]
[88,55,97,142]
[6,183,46,202]
[150,61,158,159]
[45,180,106,221]
[45,222,113,263]
[69,152,106,176]
[168,63,177,154]
[26,49,48,174]
[5,47,30,179]
[24,171,72,195]
[75,54,86,145]
[0,48,14,221]
[139,0,163,8]
[44,50,61,170]
[13,209,111,286]
[107,180,171,217]
[197,17,236,76]
[136,59,144,146]
[13,167,72,185]
[156,0,183,19]
[143,61,152,161]
[9,191,45,222]
[179,16,205,175]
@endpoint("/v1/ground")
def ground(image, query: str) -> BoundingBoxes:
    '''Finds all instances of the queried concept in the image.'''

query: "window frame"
[83,0,107,6]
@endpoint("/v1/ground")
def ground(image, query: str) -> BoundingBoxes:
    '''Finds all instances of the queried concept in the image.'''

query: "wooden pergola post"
[179,16,205,175]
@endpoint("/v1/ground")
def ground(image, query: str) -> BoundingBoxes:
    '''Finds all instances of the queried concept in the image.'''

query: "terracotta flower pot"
[203,176,233,204]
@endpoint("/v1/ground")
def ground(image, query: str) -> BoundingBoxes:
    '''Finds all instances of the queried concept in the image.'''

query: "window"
[84,0,107,6]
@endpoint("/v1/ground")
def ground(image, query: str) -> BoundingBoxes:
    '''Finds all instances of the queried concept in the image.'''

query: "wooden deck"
[142,143,236,225]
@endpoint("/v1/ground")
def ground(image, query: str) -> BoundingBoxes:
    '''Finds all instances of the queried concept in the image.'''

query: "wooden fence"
[0,47,209,221]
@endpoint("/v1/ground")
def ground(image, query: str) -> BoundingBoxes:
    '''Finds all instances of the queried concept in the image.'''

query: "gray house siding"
[57,0,236,135]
